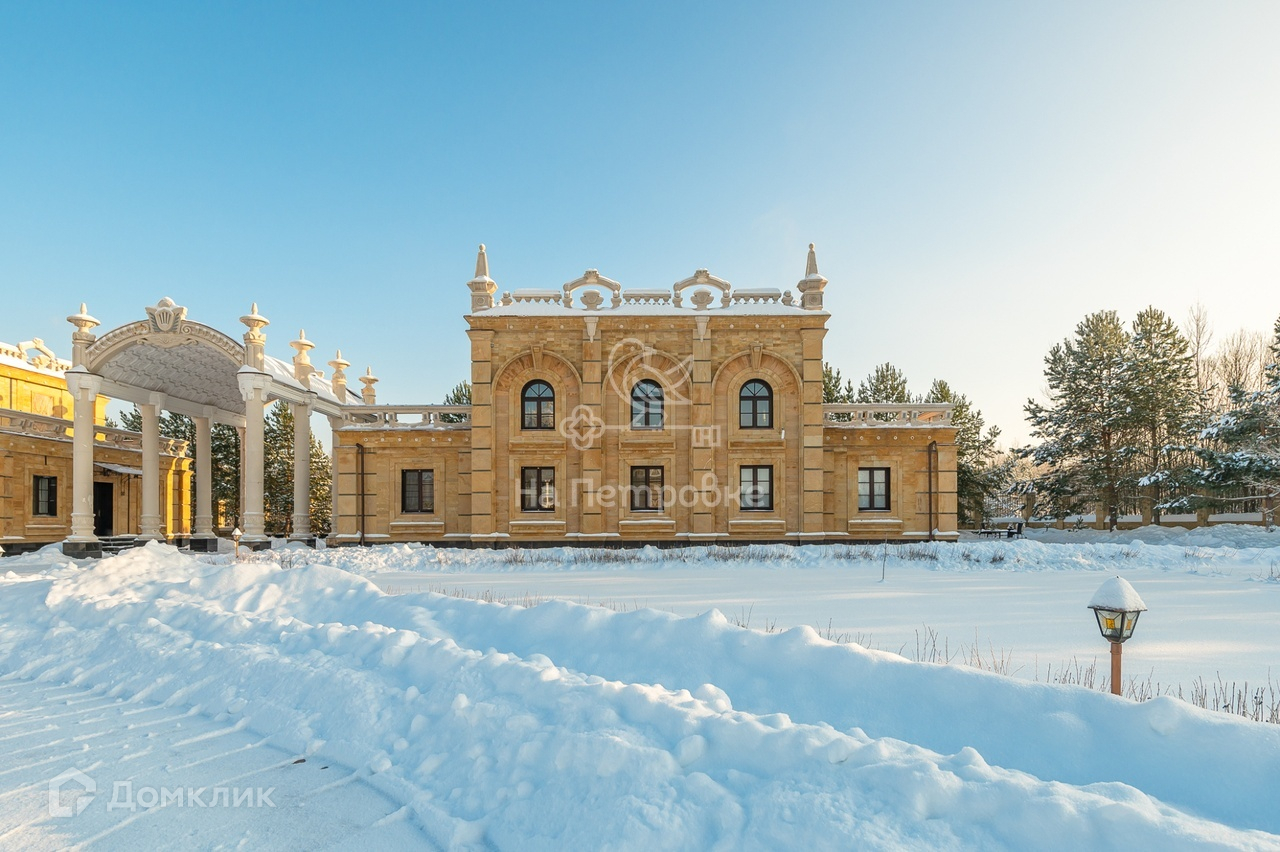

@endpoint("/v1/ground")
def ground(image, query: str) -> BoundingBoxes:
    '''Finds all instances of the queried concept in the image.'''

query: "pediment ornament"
[146,297,189,334]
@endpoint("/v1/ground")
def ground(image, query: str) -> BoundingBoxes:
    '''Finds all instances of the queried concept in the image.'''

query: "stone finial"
[290,329,315,387]
[67,303,100,367]
[468,244,498,313]
[328,349,350,400]
[359,367,379,405]
[145,296,187,333]
[240,303,270,370]
[797,242,828,311]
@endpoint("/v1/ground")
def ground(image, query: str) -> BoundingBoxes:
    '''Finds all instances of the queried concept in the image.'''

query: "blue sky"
[2,1,1277,444]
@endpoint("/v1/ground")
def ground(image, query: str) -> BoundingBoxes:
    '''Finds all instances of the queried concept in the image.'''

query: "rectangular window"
[629,466,664,511]
[33,475,57,517]
[520,466,556,512]
[739,465,773,511]
[401,469,435,513]
[858,467,891,511]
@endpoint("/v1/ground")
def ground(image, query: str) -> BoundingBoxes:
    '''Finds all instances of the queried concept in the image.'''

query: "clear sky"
[2,1,1277,445]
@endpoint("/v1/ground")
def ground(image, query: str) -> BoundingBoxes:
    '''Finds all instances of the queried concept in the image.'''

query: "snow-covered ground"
[1,527,1278,849]
[356,526,1280,694]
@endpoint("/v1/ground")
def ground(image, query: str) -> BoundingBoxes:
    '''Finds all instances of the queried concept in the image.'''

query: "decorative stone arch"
[600,344,695,533]
[490,348,583,533]
[86,317,244,374]
[562,269,622,310]
[62,297,356,556]
[711,349,804,532]
[492,348,583,411]
[601,342,694,415]
[672,269,732,309]
[711,348,803,416]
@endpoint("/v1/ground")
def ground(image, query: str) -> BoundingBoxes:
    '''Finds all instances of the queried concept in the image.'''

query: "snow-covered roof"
[0,341,71,378]
[477,300,823,318]
[262,353,360,406]
[466,244,830,318]
[1088,576,1147,612]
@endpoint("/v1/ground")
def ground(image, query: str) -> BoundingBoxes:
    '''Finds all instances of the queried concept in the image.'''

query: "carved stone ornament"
[146,297,188,334]
[580,290,604,310]
[690,289,714,310]
[86,316,245,373]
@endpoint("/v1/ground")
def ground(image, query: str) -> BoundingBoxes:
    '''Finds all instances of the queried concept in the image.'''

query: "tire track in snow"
[0,673,436,851]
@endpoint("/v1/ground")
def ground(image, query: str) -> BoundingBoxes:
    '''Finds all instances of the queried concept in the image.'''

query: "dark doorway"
[93,482,114,537]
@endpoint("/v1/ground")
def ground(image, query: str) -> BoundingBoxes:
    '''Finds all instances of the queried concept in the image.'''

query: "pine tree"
[211,423,240,527]
[1122,307,1200,522]
[440,381,471,423]
[261,401,334,536]
[1198,313,1280,526]
[309,430,333,534]
[263,402,295,535]
[924,379,1007,527]
[822,362,852,422]
[117,406,198,516]
[1023,311,1134,528]
[112,403,324,534]
[855,363,913,404]
[822,363,849,404]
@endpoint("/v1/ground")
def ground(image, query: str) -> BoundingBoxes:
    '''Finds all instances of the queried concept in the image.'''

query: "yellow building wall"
[330,311,958,544]
[0,360,109,424]
[0,353,191,551]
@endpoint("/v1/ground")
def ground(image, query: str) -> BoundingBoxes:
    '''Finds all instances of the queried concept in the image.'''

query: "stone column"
[799,326,828,537]
[689,319,716,539]
[327,415,343,542]
[467,328,495,539]
[65,369,103,556]
[238,372,271,548]
[578,321,603,536]
[191,412,216,550]
[290,397,314,542]
[138,394,165,541]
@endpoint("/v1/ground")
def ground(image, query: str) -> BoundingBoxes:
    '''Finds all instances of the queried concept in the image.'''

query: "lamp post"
[1088,576,1147,696]
[232,526,243,560]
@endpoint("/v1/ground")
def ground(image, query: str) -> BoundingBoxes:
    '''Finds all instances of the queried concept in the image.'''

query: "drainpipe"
[356,443,366,546]
[927,441,938,542]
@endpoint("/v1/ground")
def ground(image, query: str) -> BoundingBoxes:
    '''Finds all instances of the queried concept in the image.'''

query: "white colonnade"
[60,299,358,558]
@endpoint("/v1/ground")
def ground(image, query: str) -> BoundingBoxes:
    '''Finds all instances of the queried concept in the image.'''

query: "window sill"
[509,519,566,534]
[389,520,445,533]
[619,517,676,535]
[728,518,786,535]
[847,517,903,535]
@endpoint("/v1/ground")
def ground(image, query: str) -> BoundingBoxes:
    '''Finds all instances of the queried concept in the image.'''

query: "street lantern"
[539,482,556,510]
[1088,576,1147,696]
[232,526,243,559]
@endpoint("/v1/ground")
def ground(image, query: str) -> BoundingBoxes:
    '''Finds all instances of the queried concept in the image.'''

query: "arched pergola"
[62,298,361,556]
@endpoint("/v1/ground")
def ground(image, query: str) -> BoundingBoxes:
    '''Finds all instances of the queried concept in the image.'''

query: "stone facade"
[0,340,191,553]
[331,246,958,545]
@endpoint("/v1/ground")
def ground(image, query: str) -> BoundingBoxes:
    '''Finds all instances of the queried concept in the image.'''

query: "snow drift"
[2,541,1279,849]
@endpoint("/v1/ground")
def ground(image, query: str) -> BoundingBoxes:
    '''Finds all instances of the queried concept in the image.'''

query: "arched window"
[522,380,555,430]
[630,380,664,429]
[739,380,773,429]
